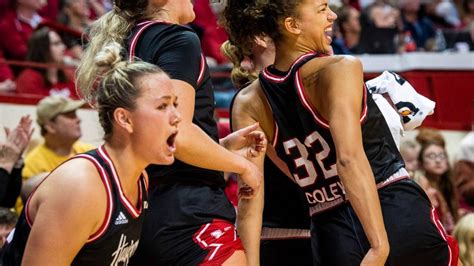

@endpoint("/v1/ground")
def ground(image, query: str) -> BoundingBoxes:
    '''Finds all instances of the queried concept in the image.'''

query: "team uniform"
[230,89,313,265]
[0,145,148,266]
[126,21,243,265]
[258,52,458,266]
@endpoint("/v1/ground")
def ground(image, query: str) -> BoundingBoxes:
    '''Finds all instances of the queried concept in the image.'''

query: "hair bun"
[416,128,445,147]
[94,42,123,71]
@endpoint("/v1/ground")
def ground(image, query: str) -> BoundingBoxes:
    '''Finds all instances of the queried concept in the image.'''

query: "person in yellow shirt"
[18,96,94,210]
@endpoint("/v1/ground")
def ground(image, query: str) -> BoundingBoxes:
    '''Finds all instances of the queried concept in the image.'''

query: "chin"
[155,155,175,165]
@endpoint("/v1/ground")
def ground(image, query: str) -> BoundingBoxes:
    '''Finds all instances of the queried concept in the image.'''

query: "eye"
[157,103,168,110]
[173,101,179,108]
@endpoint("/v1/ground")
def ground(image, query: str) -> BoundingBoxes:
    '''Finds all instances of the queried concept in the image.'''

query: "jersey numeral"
[283,131,337,187]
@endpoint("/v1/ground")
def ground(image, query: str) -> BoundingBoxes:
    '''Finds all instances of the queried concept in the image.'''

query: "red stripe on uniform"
[261,52,318,83]
[196,54,206,86]
[295,70,330,129]
[97,146,143,219]
[128,20,168,61]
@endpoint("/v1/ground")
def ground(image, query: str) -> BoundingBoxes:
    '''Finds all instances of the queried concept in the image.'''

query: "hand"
[1,115,34,163]
[222,123,267,159]
[237,160,262,199]
[360,246,389,266]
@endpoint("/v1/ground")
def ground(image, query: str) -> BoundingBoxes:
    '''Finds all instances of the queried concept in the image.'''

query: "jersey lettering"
[283,131,337,187]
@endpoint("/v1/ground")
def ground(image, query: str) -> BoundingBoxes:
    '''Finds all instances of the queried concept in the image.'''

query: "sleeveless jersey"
[259,52,405,216]
[0,145,148,266]
[229,89,310,229]
[126,21,225,187]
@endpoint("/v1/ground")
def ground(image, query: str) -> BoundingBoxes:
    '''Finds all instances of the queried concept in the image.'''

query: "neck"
[44,136,76,156]
[344,32,360,49]
[47,68,58,84]
[404,12,418,23]
[273,40,310,71]
[425,172,441,185]
[104,139,146,194]
[17,6,36,21]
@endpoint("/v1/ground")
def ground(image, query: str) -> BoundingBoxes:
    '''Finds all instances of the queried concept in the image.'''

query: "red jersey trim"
[295,70,330,129]
[261,52,318,83]
[77,154,114,243]
[128,20,168,61]
[197,53,206,86]
[97,145,143,219]
[430,207,453,266]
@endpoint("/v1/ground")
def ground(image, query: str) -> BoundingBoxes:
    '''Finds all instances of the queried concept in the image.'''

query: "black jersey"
[229,88,310,230]
[0,145,148,266]
[126,21,224,187]
[259,52,404,216]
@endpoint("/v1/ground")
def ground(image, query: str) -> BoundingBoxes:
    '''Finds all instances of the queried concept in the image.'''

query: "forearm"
[337,155,388,251]
[3,167,22,207]
[175,123,248,174]
[237,157,264,265]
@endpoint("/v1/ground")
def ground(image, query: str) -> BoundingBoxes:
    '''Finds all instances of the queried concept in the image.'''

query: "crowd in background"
[0,0,473,265]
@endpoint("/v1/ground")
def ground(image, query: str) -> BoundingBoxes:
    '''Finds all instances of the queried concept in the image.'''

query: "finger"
[235,123,259,136]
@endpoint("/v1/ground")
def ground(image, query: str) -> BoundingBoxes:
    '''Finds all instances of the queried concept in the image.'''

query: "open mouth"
[324,27,333,43]
[167,132,178,151]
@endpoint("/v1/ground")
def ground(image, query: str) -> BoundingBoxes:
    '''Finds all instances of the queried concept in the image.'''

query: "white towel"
[365,71,436,131]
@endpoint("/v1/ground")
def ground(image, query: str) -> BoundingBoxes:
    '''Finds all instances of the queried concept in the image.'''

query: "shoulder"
[144,23,201,48]
[37,158,105,202]
[303,55,362,83]
[234,80,265,113]
[73,142,95,153]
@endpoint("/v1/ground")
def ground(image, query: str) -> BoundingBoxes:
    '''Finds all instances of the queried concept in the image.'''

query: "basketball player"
[1,43,181,265]
[223,38,313,266]
[75,0,265,265]
[223,0,459,265]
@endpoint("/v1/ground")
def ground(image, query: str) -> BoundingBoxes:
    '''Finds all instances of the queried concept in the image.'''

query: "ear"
[113,107,133,134]
[283,16,301,35]
[254,35,268,49]
[44,121,56,134]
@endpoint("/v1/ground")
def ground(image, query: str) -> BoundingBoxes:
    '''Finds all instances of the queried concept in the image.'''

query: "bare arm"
[231,88,267,266]
[22,159,106,265]
[171,79,261,191]
[316,57,389,265]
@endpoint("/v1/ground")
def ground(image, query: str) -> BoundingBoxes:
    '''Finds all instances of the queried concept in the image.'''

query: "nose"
[328,7,337,21]
[171,108,181,126]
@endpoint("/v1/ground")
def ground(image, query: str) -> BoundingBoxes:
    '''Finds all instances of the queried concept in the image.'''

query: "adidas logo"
[115,212,129,225]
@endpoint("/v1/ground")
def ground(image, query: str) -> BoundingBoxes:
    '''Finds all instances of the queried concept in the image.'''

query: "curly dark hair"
[222,0,300,56]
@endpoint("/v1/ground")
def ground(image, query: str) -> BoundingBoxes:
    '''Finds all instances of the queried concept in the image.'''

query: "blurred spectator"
[0,208,18,248]
[367,0,401,29]
[0,116,33,208]
[400,0,436,51]
[15,27,77,99]
[417,129,459,233]
[0,0,47,63]
[57,0,92,59]
[58,0,91,33]
[424,0,462,28]
[334,5,363,54]
[400,139,420,175]
[192,0,229,65]
[453,131,474,212]
[462,0,474,26]
[454,213,474,266]
[22,96,93,182]
[17,96,93,211]
[357,0,401,53]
